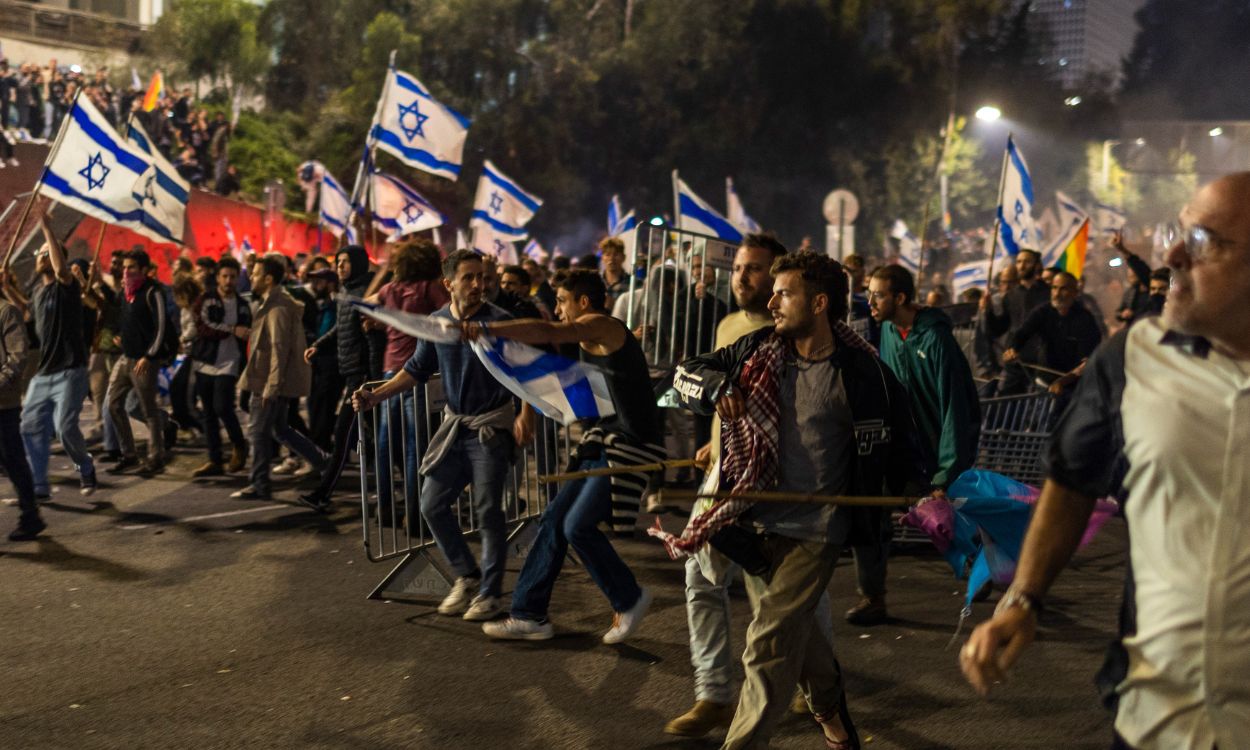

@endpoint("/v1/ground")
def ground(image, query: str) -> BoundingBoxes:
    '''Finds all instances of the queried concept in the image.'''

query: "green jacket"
[879,307,980,489]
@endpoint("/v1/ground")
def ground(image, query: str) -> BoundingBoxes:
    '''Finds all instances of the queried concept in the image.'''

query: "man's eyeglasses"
[1160,222,1239,263]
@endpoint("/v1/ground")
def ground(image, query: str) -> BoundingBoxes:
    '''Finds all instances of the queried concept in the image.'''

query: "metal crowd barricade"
[357,375,575,603]
[974,392,1057,486]
[623,223,738,372]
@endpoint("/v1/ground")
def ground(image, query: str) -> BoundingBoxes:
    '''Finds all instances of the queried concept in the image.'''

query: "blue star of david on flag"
[397,100,429,141]
[401,201,424,223]
[79,152,110,191]
[489,192,504,215]
[494,239,507,255]
[142,173,158,206]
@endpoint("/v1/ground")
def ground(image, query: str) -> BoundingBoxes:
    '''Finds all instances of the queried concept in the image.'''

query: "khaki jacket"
[240,288,310,399]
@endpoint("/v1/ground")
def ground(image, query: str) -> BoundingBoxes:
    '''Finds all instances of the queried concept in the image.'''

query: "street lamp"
[1209,127,1224,137]
[975,105,1002,122]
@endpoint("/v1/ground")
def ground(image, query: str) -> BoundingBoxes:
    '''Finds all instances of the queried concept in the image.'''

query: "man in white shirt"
[960,172,1250,750]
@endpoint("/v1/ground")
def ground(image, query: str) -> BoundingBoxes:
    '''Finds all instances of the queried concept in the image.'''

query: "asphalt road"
[0,444,1124,750]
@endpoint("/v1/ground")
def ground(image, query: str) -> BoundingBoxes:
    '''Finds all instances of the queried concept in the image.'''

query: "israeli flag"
[673,172,742,243]
[320,170,356,239]
[996,136,1037,256]
[1054,190,1087,229]
[726,177,761,234]
[346,298,616,425]
[1095,203,1127,236]
[473,221,521,265]
[608,195,637,236]
[891,219,922,272]
[952,261,990,297]
[369,68,471,182]
[370,171,444,238]
[38,96,183,244]
[125,118,190,244]
[523,238,546,262]
[470,160,542,239]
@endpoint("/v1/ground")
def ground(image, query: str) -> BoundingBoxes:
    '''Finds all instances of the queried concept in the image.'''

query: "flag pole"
[3,89,81,270]
[985,132,1012,291]
[671,169,681,229]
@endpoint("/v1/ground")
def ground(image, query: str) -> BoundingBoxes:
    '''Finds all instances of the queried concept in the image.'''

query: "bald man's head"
[1164,171,1250,352]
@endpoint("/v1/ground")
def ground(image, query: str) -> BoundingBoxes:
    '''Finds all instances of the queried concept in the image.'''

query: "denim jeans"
[374,371,421,512]
[0,407,38,524]
[247,394,327,495]
[512,456,643,622]
[684,555,836,704]
[196,372,245,465]
[418,430,512,598]
[21,366,94,492]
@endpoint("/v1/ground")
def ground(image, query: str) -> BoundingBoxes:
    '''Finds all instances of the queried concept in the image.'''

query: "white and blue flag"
[319,170,358,244]
[346,299,615,425]
[1054,190,1087,229]
[726,177,761,234]
[369,68,471,182]
[952,260,990,297]
[1095,203,1127,236]
[473,222,521,265]
[996,136,1037,256]
[673,172,742,243]
[523,238,546,262]
[38,96,184,244]
[470,159,542,239]
[891,219,922,273]
[370,170,444,238]
[125,117,189,244]
[607,195,637,236]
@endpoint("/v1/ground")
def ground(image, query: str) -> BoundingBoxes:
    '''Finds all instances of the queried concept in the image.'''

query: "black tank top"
[581,319,663,446]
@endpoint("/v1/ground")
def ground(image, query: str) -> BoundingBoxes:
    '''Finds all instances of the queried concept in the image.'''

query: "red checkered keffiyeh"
[649,321,877,558]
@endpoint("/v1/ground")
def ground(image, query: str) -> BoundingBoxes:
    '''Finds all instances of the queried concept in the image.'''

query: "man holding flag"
[475,269,665,644]
[353,250,531,622]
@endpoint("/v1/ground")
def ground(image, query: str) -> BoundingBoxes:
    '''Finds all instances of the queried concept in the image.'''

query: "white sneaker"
[482,617,554,640]
[437,576,478,615]
[462,594,504,621]
[272,457,302,475]
[603,587,653,645]
[7,157,17,167]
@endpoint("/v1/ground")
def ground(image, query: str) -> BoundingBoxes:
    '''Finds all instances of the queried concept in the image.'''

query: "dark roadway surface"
[0,446,1124,750]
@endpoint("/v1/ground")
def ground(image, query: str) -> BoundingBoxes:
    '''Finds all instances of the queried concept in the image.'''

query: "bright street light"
[1064,96,1082,106]
[648,216,664,226]
[975,105,1002,122]
[1209,127,1224,137]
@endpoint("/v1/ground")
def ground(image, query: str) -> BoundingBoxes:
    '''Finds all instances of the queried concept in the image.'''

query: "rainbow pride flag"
[1053,217,1090,278]
[142,72,163,112]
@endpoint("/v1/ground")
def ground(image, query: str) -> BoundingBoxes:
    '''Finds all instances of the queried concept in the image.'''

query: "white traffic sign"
[822,189,859,226]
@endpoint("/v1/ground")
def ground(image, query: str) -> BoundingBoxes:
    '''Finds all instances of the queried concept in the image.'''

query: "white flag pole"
[985,132,1013,291]
[671,169,681,229]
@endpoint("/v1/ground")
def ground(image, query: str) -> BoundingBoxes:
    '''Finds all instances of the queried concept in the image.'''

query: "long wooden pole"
[538,458,699,484]
[659,489,919,507]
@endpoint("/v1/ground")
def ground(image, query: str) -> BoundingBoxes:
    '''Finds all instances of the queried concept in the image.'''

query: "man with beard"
[961,172,1250,750]
[667,252,924,749]
[1003,270,1103,400]
[189,256,251,477]
[664,232,823,739]
[982,248,1050,394]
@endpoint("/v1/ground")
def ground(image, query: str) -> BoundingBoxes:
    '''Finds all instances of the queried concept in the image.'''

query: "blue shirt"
[402,303,514,416]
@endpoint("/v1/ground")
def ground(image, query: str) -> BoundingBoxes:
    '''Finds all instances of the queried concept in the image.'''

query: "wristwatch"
[995,587,1043,617]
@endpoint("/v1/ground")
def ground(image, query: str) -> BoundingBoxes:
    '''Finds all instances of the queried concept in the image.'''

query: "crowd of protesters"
[0,57,238,196]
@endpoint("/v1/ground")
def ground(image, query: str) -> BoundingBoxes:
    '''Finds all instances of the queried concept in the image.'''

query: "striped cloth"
[579,426,666,535]
[649,320,877,558]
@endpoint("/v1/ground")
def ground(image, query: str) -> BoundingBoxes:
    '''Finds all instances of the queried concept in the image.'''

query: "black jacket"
[312,245,374,378]
[674,327,929,544]
[190,290,252,367]
[119,279,170,360]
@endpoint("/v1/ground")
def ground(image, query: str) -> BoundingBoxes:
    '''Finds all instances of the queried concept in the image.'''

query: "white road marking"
[121,504,289,530]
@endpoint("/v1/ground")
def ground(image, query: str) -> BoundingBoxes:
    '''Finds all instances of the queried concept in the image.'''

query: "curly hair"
[392,238,442,283]
[770,250,849,322]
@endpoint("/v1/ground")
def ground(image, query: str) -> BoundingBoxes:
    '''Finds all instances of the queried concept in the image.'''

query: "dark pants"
[247,394,326,495]
[308,374,364,501]
[0,406,38,526]
[308,360,343,452]
[196,373,245,465]
[169,358,201,433]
